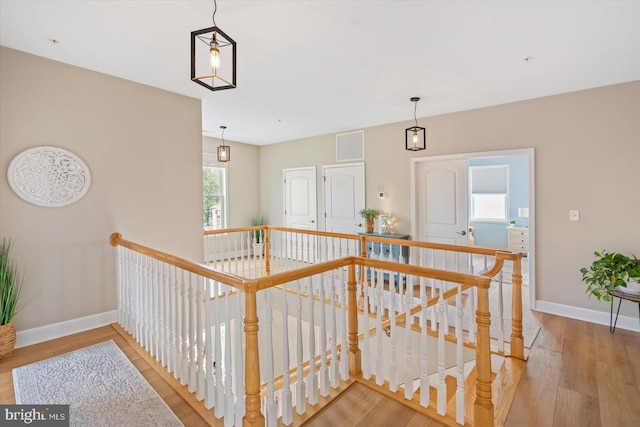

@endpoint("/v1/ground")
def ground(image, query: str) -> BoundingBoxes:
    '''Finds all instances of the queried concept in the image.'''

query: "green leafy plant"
[359,208,379,219]
[250,214,264,243]
[1,239,23,325]
[580,250,640,302]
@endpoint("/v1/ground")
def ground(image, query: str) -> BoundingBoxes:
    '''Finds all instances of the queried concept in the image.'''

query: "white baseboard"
[535,300,639,332]
[15,310,119,349]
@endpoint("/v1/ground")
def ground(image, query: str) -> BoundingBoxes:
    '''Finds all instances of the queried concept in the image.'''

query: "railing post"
[264,227,271,276]
[243,283,265,427]
[347,263,362,376]
[510,254,524,359]
[474,277,495,427]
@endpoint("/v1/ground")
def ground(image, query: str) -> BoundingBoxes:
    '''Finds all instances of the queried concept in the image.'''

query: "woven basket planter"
[0,323,17,359]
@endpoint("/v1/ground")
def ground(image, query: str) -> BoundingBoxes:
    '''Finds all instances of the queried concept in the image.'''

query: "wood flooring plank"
[355,393,417,427]
[558,318,598,398]
[596,360,640,427]
[302,382,383,426]
[553,387,601,427]
[504,345,561,427]
[530,312,565,353]
[405,412,447,427]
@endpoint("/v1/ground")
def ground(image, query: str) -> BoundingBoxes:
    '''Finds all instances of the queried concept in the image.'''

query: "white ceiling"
[1,1,639,145]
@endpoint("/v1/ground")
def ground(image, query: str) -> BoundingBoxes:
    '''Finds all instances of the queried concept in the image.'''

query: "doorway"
[322,162,365,235]
[411,149,536,309]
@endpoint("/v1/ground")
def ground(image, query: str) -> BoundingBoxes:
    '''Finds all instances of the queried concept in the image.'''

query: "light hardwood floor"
[1,311,639,426]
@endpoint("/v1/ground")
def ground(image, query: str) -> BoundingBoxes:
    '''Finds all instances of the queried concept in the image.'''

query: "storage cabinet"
[357,232,410,282]
[507,227,529,252]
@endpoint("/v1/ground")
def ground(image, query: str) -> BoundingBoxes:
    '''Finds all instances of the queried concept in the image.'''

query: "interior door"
[323,163,365,235]
[284,167,317,263]
[417,158,468,245]
[284,167,317,230]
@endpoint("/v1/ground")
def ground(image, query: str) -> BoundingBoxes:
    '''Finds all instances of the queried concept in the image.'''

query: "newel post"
[510,254,524,360]
[474,276,495,427]
[264,228,271,275]
[347,263,362,376]
[243,283,265,427]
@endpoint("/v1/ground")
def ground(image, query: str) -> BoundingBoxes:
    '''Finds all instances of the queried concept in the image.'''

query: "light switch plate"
[569,210,580,221]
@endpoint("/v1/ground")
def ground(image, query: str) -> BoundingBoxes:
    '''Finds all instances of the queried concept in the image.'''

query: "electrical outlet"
[569,210,580,221]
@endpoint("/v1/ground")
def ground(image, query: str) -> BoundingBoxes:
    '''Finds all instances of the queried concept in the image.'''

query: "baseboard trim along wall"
[15,310,119,348]
[536,300,639,332]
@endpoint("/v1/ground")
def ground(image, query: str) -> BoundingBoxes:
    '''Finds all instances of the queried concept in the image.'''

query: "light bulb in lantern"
[412,131,418,146]
[209,40,221,70]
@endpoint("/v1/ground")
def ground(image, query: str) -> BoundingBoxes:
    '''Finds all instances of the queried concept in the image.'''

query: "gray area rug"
[13,340,183,427]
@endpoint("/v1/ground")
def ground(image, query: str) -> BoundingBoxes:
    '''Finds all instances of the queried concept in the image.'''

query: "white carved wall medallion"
[7,146,91,207]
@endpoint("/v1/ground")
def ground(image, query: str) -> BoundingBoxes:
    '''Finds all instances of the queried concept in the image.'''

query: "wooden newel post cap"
[110,233,122,246]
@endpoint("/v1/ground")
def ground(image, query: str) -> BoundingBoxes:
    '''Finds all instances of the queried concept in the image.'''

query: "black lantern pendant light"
[217,126,230,162]
[405,97,426,151]
[191,0,237,91]
[218,126,231,163]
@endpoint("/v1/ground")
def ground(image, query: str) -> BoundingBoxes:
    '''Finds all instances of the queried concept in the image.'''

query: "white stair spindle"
[265,289,277,426]
[281,282,293,425]
[339,266,349,381]
[389,270,398,391]
[319,274,329,397]
[361,273,371,380]
[375,268,384,386]
[295,280,306,414]
[307,277,318,405]
[430,249,437,330]
[188,273,197,393]
[404,276,414,400]
[181,269,190,386]
[196,274,205,401]
[328,271,339,388]
[223,285,234,427]
[204,279,215,409]
[437,287,446,416]
[214,280,224,418]
[455,283,465,424]
[419,266,430,408]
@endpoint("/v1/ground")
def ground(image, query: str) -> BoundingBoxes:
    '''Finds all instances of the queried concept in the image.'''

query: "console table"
[357,232,410,283]
[608,289,640,333]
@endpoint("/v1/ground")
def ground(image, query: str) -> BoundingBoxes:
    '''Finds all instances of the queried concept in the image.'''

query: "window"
[203,155,227,230]
[469,165,508,222]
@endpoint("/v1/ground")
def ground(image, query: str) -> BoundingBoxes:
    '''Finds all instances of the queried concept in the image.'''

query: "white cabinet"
[507,227,529,252]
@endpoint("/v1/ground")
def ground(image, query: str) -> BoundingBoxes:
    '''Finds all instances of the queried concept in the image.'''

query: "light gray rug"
[13,340,183,427]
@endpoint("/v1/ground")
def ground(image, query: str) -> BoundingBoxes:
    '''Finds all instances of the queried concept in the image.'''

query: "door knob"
[456,230,466,235]
[310,220,315,223]
[355,223,363,227]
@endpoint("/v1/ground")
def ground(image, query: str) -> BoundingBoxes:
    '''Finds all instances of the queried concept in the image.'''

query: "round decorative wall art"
[7,146,91,207]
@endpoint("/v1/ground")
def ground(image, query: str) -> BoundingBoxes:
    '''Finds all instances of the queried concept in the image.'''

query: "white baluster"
[437,286,446,416]
[375,267,384,386]
[188,273,197,393]
[361,273,371,380]
[467,286,476,344]
[265,289,277,426]
[307,277,318,405]
[455,283,465,424]
[404,275,414,400]
[204,279,215,409]
[497,268,505,352]
[319,274,329,397]
[223,285,234,427]
[328,271,339,388]
[196,275,205,401]
[170,265,179,378]
[419,265,430,407]
[158,261,166,367]
[338,263,349,381]
[214,281,224,418]
[295,280,306,414]
[180,269,190,386]
[234,289,245,427]
[389,270,398,391]
[281,282,293,425]
[430,249,437,330]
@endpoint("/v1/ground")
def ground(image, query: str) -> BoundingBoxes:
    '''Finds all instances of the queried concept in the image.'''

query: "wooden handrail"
[110,233,246,290]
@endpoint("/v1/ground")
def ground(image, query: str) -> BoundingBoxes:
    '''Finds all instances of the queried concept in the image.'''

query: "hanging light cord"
[212,0,217,27]
[221,126,226,143]
[413,100,419,128]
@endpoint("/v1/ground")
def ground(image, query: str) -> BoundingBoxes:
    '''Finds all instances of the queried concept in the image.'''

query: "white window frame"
[203,153,228,230]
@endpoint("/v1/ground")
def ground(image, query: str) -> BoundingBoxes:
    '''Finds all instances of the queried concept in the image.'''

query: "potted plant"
[580,250,640,301]
[1,238,23,359]
[359,208,379,233]
[250,214,265,255]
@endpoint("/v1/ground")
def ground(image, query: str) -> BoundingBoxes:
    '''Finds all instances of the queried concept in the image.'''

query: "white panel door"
[417,159,468,245]
[284,167,317,230]
[417,158,469,272]
[323,163,365,235]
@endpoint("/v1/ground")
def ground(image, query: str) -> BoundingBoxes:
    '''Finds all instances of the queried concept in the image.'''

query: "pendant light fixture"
[191,0,237,91]
[405,97,426,151]
[217,126,230,162]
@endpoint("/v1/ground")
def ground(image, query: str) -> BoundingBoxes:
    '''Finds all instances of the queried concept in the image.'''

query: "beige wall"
[203,137,261,226]
[259,81,640,317]
[0,47,203,331]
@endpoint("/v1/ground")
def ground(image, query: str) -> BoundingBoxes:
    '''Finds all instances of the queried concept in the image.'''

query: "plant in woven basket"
[0,238,23,359]
[359,208,379,233]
